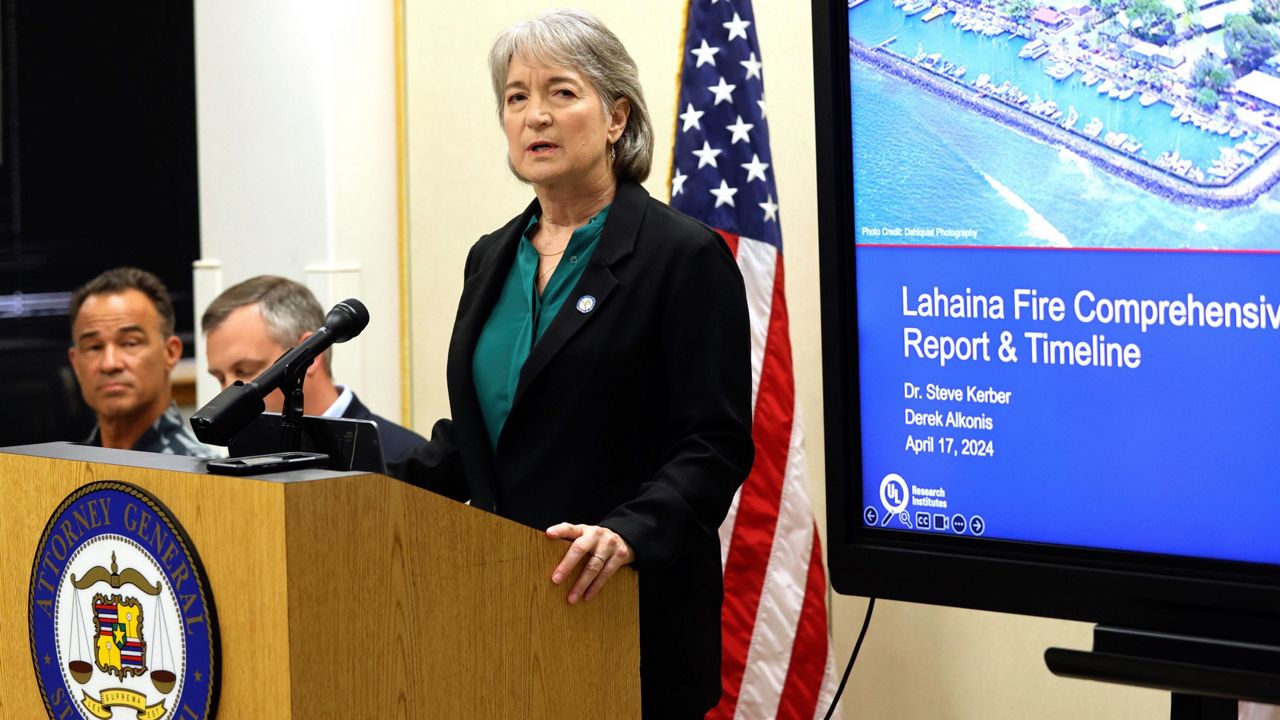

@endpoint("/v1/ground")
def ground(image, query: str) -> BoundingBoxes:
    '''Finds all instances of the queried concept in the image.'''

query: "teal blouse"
[472,205,610,448]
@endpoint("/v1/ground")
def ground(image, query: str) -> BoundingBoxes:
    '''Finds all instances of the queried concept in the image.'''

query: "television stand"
[1045,626,1280,719]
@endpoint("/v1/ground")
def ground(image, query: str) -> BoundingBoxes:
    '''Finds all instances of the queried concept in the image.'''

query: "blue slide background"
[856,246,1280,565]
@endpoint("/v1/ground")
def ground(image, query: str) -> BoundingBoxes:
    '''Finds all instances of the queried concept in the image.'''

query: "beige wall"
[402,2,1168,717]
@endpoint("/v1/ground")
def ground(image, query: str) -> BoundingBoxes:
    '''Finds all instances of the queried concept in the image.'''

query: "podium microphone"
[191,298,370,445]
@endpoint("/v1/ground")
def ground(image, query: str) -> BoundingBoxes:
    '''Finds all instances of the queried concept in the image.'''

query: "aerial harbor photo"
[849,0,1280,247]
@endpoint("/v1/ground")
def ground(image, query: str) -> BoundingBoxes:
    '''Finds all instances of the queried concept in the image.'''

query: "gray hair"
[489,8,653,183]
[201,275,333,375]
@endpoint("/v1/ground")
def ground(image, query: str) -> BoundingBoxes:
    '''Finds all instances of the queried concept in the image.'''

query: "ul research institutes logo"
[29,482,218,720]
[878,473,912,528]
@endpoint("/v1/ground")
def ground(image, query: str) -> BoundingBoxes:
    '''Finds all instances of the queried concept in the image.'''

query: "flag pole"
[668,0,693,202]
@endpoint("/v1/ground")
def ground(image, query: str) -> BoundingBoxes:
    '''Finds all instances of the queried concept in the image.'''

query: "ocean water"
[850,3,1280,248]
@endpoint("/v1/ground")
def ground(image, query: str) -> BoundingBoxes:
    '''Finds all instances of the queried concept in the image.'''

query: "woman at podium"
[391,9,753,718]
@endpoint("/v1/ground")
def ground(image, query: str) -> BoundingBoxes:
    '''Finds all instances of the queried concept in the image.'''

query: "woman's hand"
[546,523,634,604]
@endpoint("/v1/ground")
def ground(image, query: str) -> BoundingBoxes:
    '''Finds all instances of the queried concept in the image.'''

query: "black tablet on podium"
[226,413,387,474]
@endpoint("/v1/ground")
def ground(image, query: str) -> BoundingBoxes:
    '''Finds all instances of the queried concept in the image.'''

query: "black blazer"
[341,392,429,464]
[392,181,753,717]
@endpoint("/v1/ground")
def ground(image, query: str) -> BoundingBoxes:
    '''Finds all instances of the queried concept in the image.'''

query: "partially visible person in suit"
[390,9,753,717]
[68,267,216,458]
[201,275,427,462]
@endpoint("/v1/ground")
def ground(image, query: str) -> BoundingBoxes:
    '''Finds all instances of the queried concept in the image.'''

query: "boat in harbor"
[1097,79,1115,94]
[1103,131,1128,148]
[1031,99,1063,121]
[922,5,947,21]
[1212,148,1247,176]
[1169,106,1182,119]
[1171,162,1207,183]
[1081,72,1100,86]
[1139,91,1160,107]
[1019,38,1048,59]
[1045,62,1075,80]
[904,0,931,15]
[1062,106,1079,129]
[1082,117,1104,138]
[1117,87,1135,101]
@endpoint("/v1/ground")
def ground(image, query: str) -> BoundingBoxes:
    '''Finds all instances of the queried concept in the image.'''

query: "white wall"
[192,0,403,422]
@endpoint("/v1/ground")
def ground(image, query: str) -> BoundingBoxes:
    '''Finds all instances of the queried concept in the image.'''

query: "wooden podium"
[0,443,641,718]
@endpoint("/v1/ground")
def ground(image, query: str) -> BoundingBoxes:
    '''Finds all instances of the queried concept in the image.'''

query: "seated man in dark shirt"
[201,275,427,463]
[68,267,216,458]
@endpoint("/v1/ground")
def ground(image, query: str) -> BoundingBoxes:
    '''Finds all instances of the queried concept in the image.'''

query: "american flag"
[670,1,840,718]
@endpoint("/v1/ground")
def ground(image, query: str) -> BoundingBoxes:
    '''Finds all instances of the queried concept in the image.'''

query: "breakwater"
[851,38,1280,210]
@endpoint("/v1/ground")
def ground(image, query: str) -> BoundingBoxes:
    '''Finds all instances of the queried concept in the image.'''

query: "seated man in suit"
[68,267,217,458]
[201,275,427,462]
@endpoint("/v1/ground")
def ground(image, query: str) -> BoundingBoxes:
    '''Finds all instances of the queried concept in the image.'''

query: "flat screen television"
[814,0,1280,701]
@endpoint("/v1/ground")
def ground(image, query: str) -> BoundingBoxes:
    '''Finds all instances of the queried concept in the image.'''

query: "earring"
[609,143,617,165]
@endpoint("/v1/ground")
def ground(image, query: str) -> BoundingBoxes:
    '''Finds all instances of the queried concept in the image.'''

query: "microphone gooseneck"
[190,298,370,446]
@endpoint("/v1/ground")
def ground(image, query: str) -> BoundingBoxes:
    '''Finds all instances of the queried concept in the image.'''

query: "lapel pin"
[576,295,597,313]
